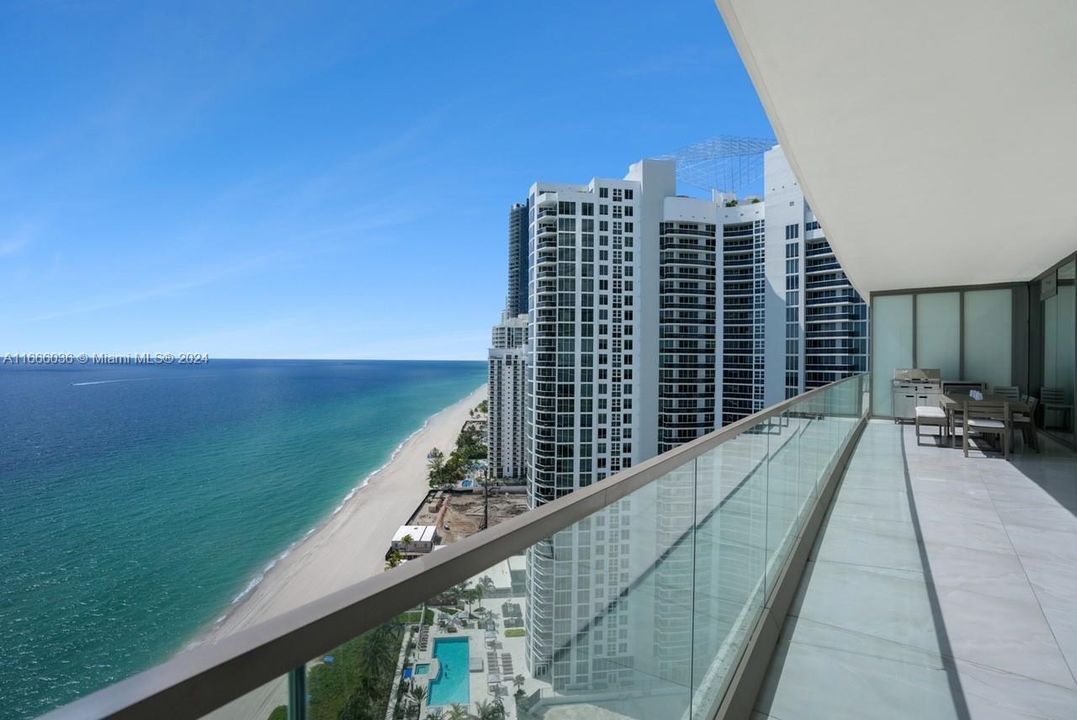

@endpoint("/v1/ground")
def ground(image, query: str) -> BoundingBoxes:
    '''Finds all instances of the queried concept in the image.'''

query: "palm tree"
[447,704,468,720]
[478,475,494,529]
[338,693,372,720]
[472,699,504,720]
[407,685,427,720]
[428,447,445,467]
[463,585,484,616]
[427,711,445,720]
[513,674,525,694]
[358,624,398,675]
[428,448,445,484]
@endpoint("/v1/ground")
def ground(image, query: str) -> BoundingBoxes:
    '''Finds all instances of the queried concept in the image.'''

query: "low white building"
[390,525,439,554]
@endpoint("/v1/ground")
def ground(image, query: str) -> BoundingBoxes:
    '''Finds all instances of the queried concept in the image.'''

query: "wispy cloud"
[138,315,304,356]
[18,251,286,324]
[0,222,39,258]
[614,47,720,79]
[287,108,451,210]
[0,236,30,258]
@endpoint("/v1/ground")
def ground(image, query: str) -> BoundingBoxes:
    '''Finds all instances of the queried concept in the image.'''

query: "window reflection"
[1041,259,1076,443]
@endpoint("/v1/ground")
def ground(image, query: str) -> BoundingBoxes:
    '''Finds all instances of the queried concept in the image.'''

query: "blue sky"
[0,1,772,360]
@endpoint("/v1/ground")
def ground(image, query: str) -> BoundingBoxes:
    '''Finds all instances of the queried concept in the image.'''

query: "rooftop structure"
[661,135,775,197]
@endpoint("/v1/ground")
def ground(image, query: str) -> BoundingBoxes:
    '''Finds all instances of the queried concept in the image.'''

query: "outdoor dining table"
[939,393,1032,449]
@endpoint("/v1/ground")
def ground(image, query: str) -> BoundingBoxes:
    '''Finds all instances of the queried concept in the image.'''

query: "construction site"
[407,486,529,544]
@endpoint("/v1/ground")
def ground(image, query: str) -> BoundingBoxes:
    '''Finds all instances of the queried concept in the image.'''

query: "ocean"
[0,359,486,719]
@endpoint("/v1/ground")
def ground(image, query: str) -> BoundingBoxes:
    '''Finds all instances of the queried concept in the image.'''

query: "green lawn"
[306,621,405,720]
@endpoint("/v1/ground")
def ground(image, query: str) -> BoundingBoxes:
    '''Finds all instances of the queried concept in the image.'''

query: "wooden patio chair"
[1013,395,1040,452]
[915,405,948,446]
[993,385,1021,401]
[963,400,1011,459]
[1040,387,1072,430]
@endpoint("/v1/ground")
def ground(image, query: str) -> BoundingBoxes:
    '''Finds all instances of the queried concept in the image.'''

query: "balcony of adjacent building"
[723,226,759,240]
[803,275,855,292]
[662,298,717,311]
[804,289,860,307]
[803,258,841,274]
[535,192,557,208]
[802,242,832,259]
[660,253,714,267]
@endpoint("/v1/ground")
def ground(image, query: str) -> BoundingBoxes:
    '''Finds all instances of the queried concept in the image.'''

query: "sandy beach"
[198,384,487,719]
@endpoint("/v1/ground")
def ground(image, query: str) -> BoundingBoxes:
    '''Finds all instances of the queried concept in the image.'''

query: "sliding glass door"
[870,285,1019,417]
[1038,258,1076,444]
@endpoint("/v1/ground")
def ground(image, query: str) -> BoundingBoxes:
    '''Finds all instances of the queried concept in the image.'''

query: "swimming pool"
[428,637,470,706]
[414,663,431,676]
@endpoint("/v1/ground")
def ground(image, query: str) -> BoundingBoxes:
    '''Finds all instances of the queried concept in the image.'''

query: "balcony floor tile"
[755,420,1077,719]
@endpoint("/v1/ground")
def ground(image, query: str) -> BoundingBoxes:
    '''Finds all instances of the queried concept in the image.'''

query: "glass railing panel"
[690,429,768,716]
[764,411,803,598]
[817,385,841,485]
[305,615,413,720]
[290,468,702,720]
[865,373,872,417]
[782,407,817,544]
[793,392,830,533]
[46,374,871,720]
[689,375,868,717]
[813,383,849,499]
[197,672,292,720]
[303,574,527,720]
[523,464,696,719]
[828,378,860,459]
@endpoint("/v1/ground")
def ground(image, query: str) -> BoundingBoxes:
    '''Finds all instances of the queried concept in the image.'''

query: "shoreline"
[204,411,439,628]
[191,383,488,651]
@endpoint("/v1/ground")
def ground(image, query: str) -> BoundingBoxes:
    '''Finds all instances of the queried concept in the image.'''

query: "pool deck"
[408,583,536,719]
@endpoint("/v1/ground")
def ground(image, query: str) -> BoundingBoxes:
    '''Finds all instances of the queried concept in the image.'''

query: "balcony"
[756,421,1077,718]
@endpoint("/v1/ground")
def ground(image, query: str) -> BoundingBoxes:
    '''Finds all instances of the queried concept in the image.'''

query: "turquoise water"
[428,637,470,706]
[0,359,485,719]
[415,663,431,676]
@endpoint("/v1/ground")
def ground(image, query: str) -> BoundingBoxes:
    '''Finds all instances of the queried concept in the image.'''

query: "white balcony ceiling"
[715,0,1077,295]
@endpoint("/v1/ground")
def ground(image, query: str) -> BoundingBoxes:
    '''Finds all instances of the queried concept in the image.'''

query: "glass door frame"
[1030,252,1077,448]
